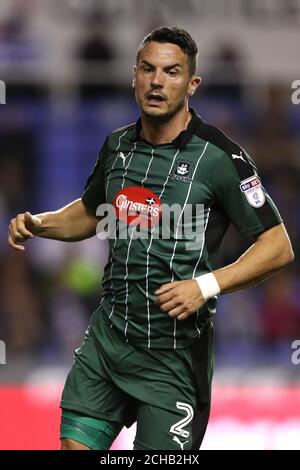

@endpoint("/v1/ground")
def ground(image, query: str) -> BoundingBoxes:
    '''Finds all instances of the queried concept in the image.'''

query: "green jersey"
[82,108,282,349]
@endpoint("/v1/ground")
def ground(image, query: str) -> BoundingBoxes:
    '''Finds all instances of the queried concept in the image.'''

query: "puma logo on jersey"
[117,152,128,166]
[232,152,246,162]
[172,435,189,450]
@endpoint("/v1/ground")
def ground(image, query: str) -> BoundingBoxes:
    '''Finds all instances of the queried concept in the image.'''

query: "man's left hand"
[155,279,205,321]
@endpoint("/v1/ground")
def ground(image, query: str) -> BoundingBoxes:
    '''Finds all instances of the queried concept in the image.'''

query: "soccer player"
[8,27,293,450]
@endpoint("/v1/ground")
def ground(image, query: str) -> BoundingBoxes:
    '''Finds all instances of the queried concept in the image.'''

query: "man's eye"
[168,70,178,77]
[143,67,153,73]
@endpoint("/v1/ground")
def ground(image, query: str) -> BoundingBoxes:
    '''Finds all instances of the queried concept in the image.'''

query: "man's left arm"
[155,223,294,321]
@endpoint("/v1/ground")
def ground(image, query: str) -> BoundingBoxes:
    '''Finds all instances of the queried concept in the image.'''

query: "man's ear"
[188,76,202,96]
[132,65,137,88]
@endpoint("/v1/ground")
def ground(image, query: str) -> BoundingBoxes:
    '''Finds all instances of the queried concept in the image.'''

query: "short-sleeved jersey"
[82,108,282,349]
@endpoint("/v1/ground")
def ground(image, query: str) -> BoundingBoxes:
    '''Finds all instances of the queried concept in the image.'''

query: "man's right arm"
[8,198,99,252]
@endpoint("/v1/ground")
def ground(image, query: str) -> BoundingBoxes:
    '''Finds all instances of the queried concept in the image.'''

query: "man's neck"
[140,106,192,146]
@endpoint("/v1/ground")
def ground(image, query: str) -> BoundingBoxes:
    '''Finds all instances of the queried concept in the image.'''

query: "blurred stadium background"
[0,0,300,450]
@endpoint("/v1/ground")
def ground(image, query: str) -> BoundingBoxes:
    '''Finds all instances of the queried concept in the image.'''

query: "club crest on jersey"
[114,186,161,228]
[240,175,265,208]
[170,160,193,183]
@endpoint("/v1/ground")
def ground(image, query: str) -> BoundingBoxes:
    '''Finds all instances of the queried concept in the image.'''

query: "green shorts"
[60,310,214,450]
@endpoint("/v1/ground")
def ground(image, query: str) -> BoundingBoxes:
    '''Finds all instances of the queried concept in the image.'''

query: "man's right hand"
[8,212,42,251]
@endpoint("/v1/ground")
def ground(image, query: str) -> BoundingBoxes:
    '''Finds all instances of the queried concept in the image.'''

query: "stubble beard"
[140,98,186,124]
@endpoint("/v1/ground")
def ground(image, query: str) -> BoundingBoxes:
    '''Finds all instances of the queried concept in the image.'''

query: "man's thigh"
[132,324,214,450]
[60,323,137,427]
[60,410,123,450]
[134,403,194,450]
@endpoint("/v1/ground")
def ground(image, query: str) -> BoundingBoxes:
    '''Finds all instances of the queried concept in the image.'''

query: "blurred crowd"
[0,0,300,372]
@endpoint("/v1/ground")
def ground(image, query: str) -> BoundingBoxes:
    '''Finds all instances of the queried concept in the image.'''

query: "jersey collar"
[131,107,202,149]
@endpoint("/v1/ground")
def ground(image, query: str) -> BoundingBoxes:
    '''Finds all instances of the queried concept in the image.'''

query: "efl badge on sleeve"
[240,175,265,208]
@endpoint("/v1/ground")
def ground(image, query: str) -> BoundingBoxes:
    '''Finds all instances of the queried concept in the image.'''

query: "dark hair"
[137,26,198,76]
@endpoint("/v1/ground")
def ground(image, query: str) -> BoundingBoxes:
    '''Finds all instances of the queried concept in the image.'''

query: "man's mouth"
[146,93,166,104]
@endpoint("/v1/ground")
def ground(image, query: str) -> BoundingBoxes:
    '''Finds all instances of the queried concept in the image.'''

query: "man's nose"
[151,70,164,88]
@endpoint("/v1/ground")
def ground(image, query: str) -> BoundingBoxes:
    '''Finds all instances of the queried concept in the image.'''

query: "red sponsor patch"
[114,186,161,228]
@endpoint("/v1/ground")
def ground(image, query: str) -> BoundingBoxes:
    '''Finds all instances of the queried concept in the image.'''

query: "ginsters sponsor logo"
[114,186,161,228]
